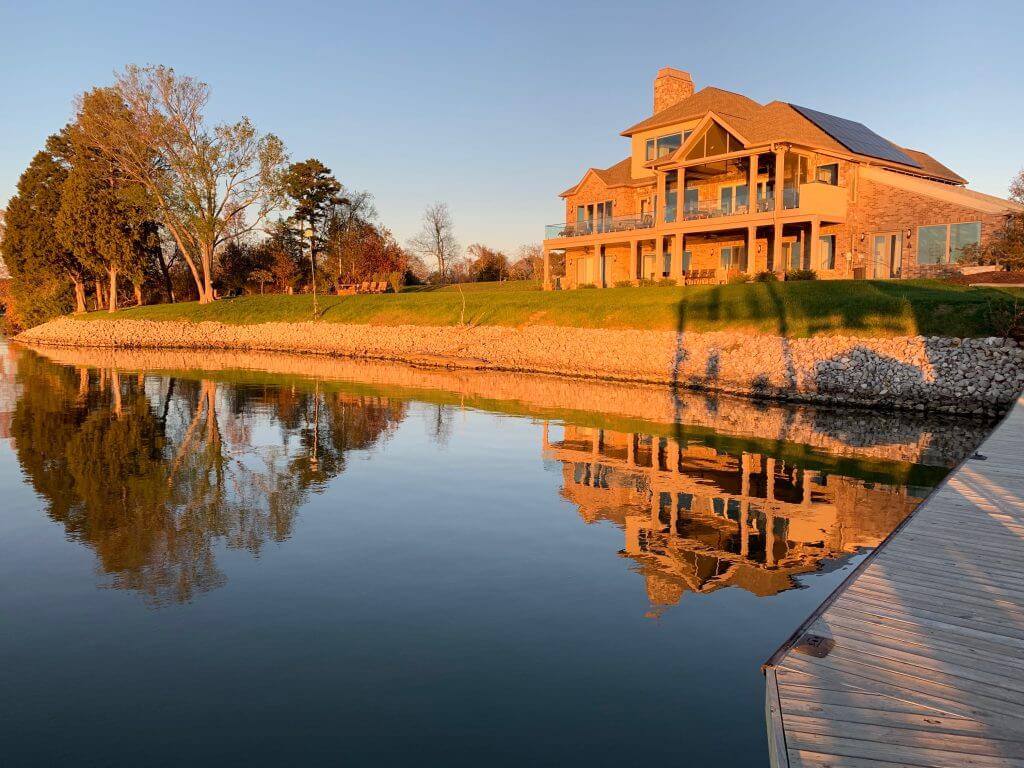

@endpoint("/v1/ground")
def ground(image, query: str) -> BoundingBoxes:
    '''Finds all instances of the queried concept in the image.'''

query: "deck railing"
[544,188,804,239]
[544,215,654,239]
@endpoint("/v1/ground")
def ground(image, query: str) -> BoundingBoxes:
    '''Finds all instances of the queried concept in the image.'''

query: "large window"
[820,235,837,270]
[645,131,690,161]
[665,170,678,223]
[686,123,743,161]
[720,184,749,214]
[683,187,699,215]
[917,222,981,264]
[720,245,748,271]
[951,222,982,262]
[682,250,692,272]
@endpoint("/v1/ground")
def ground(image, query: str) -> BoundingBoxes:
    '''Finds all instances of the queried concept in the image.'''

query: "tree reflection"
[11,352,406,605]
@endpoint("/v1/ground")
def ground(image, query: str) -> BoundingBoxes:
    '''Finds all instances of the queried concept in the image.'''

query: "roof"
[621,86,761,136]
[560,81,973,197]
[860,166,1021,213]
[559,157,653,198]
[642,100,966,184]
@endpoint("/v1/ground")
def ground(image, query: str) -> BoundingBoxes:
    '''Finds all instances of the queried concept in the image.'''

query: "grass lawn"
[73,279,1024,339]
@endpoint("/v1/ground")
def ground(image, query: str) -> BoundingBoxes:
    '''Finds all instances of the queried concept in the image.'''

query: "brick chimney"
[653,67,694,113]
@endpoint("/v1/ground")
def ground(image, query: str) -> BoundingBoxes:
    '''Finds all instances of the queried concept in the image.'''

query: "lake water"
[0,340,990,767]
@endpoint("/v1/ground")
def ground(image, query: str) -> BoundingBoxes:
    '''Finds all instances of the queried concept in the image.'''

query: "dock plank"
[766,394,1024,767]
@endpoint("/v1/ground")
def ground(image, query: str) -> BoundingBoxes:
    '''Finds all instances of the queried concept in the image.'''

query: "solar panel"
[789,103,921,168]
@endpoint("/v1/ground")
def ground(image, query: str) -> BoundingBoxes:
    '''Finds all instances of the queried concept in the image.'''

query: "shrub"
[754,271,778,282]
[577,283,597,289]
[727,272,751,284]
[785,269,817,281]
[656,278,677,287]
[613,280,634,288]
[638,278,657,287]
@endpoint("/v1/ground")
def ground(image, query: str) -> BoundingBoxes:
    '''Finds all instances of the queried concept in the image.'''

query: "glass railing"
[545,215,655,239]
[545,188,806,238]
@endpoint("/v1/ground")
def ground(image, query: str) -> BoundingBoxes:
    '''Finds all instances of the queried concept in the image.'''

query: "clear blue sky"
[2,0,1022,254]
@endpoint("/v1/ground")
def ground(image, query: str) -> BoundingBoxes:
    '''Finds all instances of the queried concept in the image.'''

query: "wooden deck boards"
[766,395,1024,767]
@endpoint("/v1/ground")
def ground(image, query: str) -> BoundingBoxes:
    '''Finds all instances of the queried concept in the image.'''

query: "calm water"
[0,341,988,767]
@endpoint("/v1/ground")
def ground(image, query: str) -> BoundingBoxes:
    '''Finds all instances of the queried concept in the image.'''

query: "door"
[872,233,902,279]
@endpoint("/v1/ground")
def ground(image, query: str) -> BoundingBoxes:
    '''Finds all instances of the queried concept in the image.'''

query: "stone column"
[747,225,757,275]
[747,154,758,213]
[810,217,821,272]
[773,222,783,274]
[671,234,684,280]
[656,170,667,224]
[543,247,552,289]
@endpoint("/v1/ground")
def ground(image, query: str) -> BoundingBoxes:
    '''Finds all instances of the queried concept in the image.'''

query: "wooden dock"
[764,394,1024,768]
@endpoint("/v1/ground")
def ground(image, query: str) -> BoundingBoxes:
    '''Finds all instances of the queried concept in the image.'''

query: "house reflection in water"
[542,422,923,610]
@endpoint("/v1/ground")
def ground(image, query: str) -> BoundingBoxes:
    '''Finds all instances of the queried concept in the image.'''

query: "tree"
[510,243,544,280]
[55,120,158,312]
[251,269,273,294]
[408,203,459,283]
[1010,168,1024,205]
[2,145,83,325]
[466,243,510,282]
[333,221,408,285]
[75,66,288,304]
[282,159,344,312]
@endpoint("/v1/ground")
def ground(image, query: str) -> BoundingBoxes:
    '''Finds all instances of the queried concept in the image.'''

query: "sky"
[2,0,1023,254]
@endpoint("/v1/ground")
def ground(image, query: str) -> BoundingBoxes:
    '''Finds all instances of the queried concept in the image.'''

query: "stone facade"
[19,317,1024,415]
[653,68,694,113]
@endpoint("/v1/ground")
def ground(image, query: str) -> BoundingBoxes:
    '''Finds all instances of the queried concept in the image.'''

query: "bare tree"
[408,203,459,284]
[75,66,288,304]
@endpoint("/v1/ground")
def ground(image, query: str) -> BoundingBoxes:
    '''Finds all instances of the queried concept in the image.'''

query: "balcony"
[545,214,654,240]
[544,186,844,241]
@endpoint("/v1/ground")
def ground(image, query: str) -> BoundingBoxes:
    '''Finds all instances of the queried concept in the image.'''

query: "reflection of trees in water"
[11,353,406,606]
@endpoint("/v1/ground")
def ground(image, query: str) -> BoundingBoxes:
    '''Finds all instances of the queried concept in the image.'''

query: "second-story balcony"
[545,184,846,241]
[545,214,654,239]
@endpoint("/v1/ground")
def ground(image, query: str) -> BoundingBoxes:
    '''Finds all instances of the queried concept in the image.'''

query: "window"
[665,170,678,223]
[816,163,839,185]
[720,184,749,214]
[645,131,686,161]
[682,250,692,271]
[686,123,743,160]
[662,248,671,277]
[784,240,802,270]
[820,235,836,270]
[721,245,748,271]
[683,187,699,215]
[950,222,982,262]
[917,225,946,264]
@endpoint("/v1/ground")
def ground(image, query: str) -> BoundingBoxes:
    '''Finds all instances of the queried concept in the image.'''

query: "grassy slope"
[73,279,1024,339]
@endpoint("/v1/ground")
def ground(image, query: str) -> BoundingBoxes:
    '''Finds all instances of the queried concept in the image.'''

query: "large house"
[542,68,1021,288]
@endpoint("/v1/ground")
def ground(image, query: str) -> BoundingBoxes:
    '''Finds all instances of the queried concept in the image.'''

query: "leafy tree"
[510,243,543,280]
[217,239,273,296]
[55,117,158,312]
[2,144,84,325]
[75,66,288,304]
[466,243,510,282]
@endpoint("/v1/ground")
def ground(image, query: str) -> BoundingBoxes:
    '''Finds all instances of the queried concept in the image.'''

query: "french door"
[872,233,902,279]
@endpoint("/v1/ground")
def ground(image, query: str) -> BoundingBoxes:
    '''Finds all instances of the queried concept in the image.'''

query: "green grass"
[73,279,1024,338]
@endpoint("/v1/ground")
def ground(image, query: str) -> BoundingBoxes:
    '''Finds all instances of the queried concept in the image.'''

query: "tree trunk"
[108,266,118,313]
[200,244,215,304]
[134,283,143,306]
[94,280,105,311]
[157,248,175,303]
[72,279,87,314]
